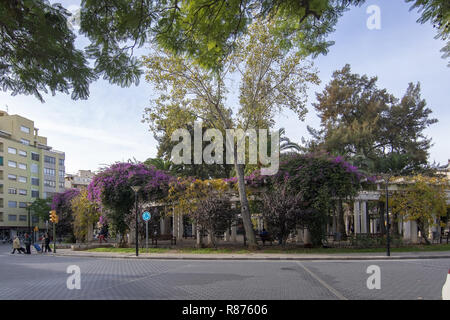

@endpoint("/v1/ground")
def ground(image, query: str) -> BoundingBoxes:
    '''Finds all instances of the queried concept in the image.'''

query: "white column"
[224,228,230,241]
[160,217,166,234]
[192,222,196,238]
[354,201,361,234]
[196,228,201,247]
[172,213,177,237]
[411,220,418,243]
[303,228,312,245]
[87,223,94,243]
[177,213,183,242]
[361,201,367,233]
[296,228,303,243]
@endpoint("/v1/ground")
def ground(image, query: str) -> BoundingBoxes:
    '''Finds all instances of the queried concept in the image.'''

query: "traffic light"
[49,210,58,223]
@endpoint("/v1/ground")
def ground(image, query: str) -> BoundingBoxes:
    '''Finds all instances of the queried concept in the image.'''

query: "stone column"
[196,228,202,247]
[354,201,361,234]
[303,228,312,245]
[224,228,230,241]
[160,217,166,234]
[360,201,367,233]
[192,222,197,238]
[296,228,304,243]
[231,224,237,243]
[178,213,183,241]
[411,220,418,243]
[87,223,94,243]
[172,213,177,238]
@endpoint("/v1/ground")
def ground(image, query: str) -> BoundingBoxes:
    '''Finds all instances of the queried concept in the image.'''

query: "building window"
[8,188,17,194]
[59,158,65,166]
[8,147,17,154]
[8,201,17,208]
[19,202,27,208]
[31,163,38,173]
[8,160,17,168]
[20,138,30,145]
[8,215,17,221]
[32,216,39,223]
[19,189,27,196]
[44,168,55,176]
[44,180,56,188]
[8,174,17,181]
[20,126,30,134]
[31,190,39,198]
[18,150,27,157]
[18,176,27,183]
[31,177,39,186]
[44,155,55,164]
[19,215,27,221]
[18,163,27,170]
[31,153,40,161]
[59,181,65,188]
[59,170,64,178]
[0,156,3,166]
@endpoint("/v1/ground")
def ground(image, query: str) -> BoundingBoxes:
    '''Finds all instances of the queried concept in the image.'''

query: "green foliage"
[0,0,95,102]
[406,0,450,66]
[71,189,101,242]
[277,152,364,245]
[308,64,438,173]
[29,198,51,222]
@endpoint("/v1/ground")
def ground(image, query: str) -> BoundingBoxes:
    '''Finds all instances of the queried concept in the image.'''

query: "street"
[0,244,448,300]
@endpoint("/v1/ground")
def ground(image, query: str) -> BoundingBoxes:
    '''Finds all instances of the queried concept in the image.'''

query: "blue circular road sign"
[142,211,151,221]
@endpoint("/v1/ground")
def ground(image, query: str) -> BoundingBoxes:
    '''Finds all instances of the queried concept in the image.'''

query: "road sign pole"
[53,223,56,254]
[146,220,148,253]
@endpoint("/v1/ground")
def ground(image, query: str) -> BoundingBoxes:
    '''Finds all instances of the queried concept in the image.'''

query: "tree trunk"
[337,199,346,238]
[234,162,257,247]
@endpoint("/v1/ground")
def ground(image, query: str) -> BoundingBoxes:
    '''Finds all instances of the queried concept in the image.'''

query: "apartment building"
[65,170,94,190]
[0,111,65,239]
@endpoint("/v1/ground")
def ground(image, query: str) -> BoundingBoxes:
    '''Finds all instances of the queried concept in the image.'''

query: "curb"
[52,252,450,261]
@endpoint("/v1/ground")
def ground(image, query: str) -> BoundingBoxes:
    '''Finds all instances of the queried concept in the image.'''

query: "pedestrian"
[24,233,32,254]
[11,236,22,254]
[44,233,52,253]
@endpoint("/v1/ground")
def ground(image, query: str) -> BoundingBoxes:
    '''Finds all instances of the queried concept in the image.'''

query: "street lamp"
[131,185,141,257]
[26,202,32,236]
[383,176,391,257]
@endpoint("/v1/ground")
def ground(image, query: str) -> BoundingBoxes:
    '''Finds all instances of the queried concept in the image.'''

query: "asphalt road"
[0,244,448,300]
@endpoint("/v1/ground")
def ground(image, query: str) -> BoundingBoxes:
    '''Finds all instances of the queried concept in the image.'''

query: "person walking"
[44,233,52,253]
[11,236,22,254]
[24,233,32,254]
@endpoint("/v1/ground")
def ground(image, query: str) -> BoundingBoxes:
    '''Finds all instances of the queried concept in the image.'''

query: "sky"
[0,0,449,174]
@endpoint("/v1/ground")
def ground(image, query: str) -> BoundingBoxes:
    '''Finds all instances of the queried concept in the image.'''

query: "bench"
[150,234,176,246]
[257,233,274,246]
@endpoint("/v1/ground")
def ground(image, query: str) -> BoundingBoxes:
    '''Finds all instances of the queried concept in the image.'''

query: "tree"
[195,196,238,247]
[71,189,101,242]
[277,152,364,245]
[87,162,172,245]
[29,198,51,223]
[143,18,319,247]
[0,0,95,102]
[260,177,313,246]
[406,0,450,66]
[390,174,448,244]
[3,1,448,102]
[308,65,438,172]
[51,189,80,241]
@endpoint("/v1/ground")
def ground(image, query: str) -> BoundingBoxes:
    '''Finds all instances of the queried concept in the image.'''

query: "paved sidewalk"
[53,249,450,261]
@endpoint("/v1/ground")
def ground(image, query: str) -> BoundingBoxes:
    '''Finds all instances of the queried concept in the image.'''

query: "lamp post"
[131,186,141,257]
[27,202,32,235]
[384,176,391,257]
